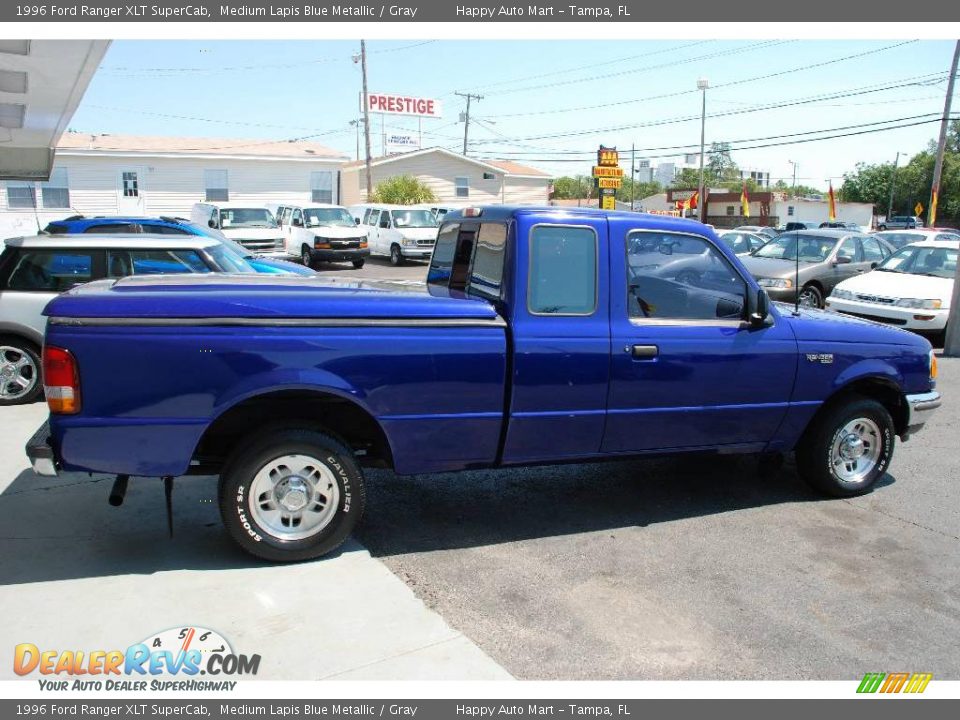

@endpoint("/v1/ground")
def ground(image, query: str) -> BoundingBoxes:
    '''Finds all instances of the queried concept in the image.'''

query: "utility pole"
[938,40,960,356]
[886,151,902,222]
[455,91,483,155]
[349,118,364,161]
[359,40,373,199]
[788,160,797,196]
[697,78,709,222]
[630,143,636,211]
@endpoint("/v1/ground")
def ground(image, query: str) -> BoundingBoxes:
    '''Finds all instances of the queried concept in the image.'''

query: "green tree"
[706,142,738,181]
[615,178,662,202]
[551,175,595,199]
[369,175,437,204]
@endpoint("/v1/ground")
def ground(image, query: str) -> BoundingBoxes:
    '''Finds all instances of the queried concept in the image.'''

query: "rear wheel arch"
[192,388,394,472]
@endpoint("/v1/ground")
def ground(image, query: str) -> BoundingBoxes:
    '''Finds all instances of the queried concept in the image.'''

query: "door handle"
[630,344,659,360]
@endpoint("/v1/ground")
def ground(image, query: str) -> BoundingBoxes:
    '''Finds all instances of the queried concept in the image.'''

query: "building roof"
[342,146,551,178]
[56,132,348,161]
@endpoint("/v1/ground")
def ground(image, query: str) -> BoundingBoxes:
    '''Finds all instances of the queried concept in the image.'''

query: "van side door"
[603,220,797,452]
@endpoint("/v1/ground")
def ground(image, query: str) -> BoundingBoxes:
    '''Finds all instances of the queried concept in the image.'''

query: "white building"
[340,147,552,206]
[772,196,874,229]
[1,132,349,237]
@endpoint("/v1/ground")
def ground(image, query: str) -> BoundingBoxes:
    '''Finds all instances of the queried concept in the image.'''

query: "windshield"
[219,208,277,229]
[877,245,958,278]
[304,208,355,228]
[391,210,437,228]
[876,232,926,249]
[207,244,257,273]
[753,233,837,262]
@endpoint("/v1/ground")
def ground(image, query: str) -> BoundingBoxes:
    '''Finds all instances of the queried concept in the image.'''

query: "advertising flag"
[689,191,699,210]
[930,190,938,226]
[828,182,837,222]
[740,184,750,218]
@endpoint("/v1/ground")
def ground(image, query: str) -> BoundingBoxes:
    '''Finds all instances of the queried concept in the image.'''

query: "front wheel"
[218,428,366,562]
[390,244,404,266]
[798,284,823,309]
[0,337,42,406]
[352,259,366,269]
[795,397,894,497]
[301,245,317,269]
[878,225,887,231]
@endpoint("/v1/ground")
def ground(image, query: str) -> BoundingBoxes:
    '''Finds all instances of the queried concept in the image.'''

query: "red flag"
[688,191,699,210]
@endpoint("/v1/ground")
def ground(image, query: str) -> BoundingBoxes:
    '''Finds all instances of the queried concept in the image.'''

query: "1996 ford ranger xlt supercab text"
[26,207,942,561]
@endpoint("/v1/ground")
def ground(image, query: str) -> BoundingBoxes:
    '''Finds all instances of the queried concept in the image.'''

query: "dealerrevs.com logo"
[857,672,933,694]
[14,626,260,691]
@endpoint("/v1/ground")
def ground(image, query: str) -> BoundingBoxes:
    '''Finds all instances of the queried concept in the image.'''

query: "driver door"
[603,221,797,453]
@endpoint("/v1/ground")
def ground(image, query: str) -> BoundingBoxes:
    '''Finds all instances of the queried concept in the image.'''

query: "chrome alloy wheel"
[248,454,341,541]
[0,345,37,401]
[831,417,882,483]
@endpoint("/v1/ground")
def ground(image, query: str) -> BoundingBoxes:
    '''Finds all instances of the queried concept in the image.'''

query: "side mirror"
[835,255,852,265]
[748,288,770,327]
[355,217,361,225]
[207,219,217,228]
[870,261,878,269]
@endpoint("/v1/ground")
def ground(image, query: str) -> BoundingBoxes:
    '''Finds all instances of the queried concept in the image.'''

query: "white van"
[351,204,438,266]
[190,202,285,256]
[277,203,370,269]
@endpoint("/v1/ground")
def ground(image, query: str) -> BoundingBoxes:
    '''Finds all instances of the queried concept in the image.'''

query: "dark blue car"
[43,216,314,276]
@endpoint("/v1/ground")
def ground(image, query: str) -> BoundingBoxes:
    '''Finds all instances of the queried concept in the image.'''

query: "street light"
[696,78,709,221]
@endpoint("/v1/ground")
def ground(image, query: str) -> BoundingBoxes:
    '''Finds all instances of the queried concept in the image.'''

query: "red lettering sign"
[362,93,443,118]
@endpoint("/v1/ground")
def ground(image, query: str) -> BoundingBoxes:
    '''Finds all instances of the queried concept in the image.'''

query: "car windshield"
[304,208,355,228]
[219,208,277,229]
[207,244,258,273]
[876,232,927,249]
[752,233,836,262]
[391,210,437,228]
[877,245,958,278]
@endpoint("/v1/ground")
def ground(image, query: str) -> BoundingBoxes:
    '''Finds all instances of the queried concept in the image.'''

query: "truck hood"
[833,270,953,307]
[44,274,499,322]
[776,303,930,348]
[395,227,439,241]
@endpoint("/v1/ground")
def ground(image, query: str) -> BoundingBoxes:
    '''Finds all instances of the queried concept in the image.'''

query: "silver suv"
[878,215,924,230]
[0,234,254,405]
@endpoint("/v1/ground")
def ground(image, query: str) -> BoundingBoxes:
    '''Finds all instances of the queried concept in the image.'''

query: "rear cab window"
[428,221,509,303]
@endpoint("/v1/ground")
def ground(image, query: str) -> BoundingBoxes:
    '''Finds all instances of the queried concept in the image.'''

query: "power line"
[485,40,920,119]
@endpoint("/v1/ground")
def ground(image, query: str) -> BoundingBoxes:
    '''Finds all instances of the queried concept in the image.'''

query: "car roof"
[5,234,221,249]
[286,204,349,210]
[902,239,960,249]
[769,228,857,238]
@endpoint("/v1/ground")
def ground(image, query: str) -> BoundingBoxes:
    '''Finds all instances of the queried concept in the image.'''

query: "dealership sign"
[362,93,443,118]
[386,134,420,153]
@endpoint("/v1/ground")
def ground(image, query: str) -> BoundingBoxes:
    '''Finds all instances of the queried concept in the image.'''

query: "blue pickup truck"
[26,207,941,561]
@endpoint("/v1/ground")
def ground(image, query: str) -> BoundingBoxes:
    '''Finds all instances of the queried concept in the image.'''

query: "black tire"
[301,245,317,269]
[795,396,894,498]
[878,225,887,231]
[798,284,823,309]
[390,244,404,266]
[218,428,366,562]
[0,336,42,406]
[352,259,366,269]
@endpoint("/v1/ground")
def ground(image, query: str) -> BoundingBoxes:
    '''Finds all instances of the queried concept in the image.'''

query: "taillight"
[43,346,80,414]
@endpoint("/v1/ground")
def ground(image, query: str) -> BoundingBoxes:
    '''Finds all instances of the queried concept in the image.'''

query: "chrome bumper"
[25,421,58,477]
[903,391,942,439]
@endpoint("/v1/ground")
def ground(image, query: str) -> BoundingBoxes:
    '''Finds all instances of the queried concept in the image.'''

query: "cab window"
[626,232,746,322]
[106,249,211,277]
[4,249,96,291]
[528,225,597,316]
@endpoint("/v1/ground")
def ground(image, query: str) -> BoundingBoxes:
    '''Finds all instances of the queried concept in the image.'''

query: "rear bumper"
[25,421,58,477]
[903,390,942,439]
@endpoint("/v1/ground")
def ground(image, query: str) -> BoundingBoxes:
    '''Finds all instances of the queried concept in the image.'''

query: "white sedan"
[825,239,957,335]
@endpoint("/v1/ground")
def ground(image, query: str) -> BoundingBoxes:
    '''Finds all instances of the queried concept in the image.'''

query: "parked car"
[43,215,312,276]
[350,204,439,265]
[26,207,940,561]
[778,221,817,232]
[190,202,286,257]
[740,229,895,308]
[872,229,960,250]
[819,221,864,231]
[0,234,262,405]
[733,225,778,240]
[878,215,924,231]
[275,204,370,269]
[717,230,769,256]
[826,240,958,339]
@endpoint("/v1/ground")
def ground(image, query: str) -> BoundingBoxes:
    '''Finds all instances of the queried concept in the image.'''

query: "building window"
[482,172,495,180]
[455,176,469,198]
[310,171,333,203]
[787,206,795,216]
[121,172,139,198]
[726,206,735,216]
[41,167,70,209]
[5,181,36,209]
[204,169,228,202]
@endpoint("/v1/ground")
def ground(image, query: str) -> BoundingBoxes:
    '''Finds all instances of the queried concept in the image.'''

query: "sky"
[67,39,959,190]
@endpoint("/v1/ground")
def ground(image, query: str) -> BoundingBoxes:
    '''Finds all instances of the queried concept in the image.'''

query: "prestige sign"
[363,93,443,118]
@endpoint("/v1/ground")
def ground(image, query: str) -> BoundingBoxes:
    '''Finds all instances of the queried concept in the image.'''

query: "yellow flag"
[741,184,750,218]
[915,201,924,216]
[930,190,938,226]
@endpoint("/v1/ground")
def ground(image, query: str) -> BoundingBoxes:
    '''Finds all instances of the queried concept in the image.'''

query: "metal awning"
[0,40,110,181]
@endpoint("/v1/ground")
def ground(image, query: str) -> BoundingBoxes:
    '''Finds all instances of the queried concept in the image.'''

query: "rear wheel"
[390,244,404,266]
[0,337,42,406]
[796,397,894,497]
[218,428,365,562]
